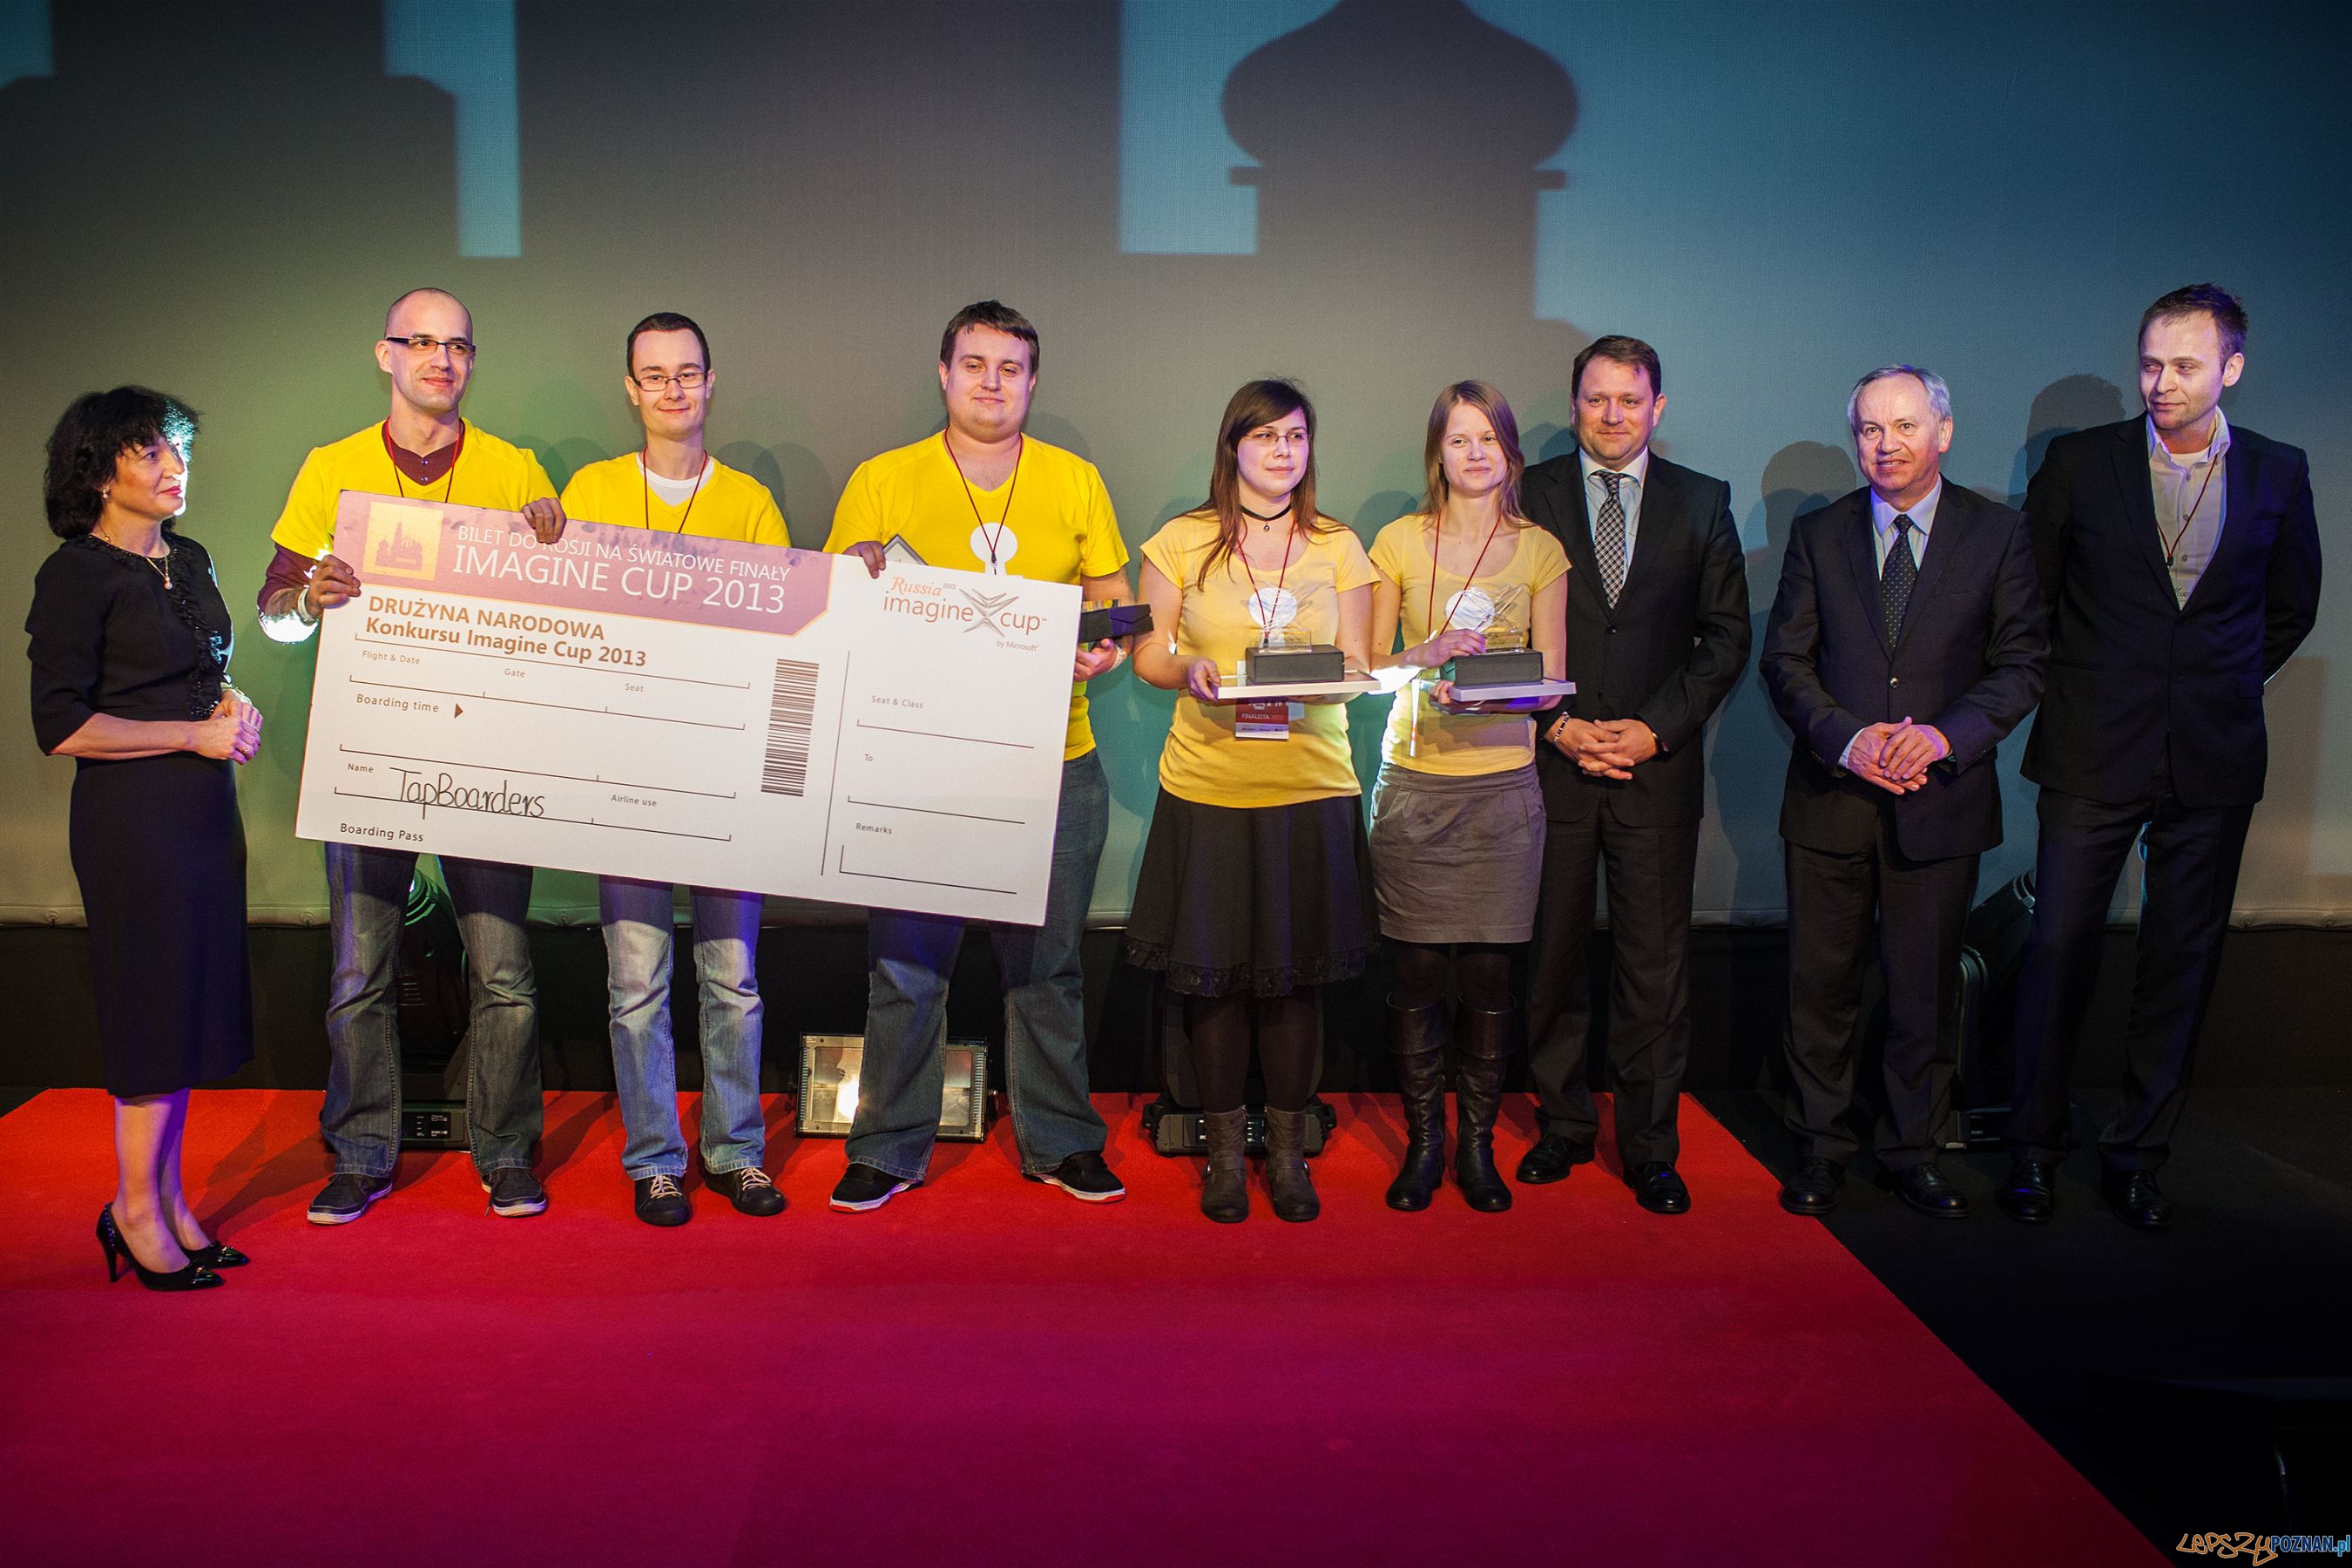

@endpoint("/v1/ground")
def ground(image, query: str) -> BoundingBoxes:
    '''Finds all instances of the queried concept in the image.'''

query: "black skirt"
[69,753,253,1097]
[1124,789,1376,997]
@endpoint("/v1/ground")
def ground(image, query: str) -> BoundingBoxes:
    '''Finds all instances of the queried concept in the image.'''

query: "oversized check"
[294,492,1080,923]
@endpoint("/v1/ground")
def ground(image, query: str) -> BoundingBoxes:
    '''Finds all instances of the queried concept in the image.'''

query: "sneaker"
[709,1166,786,1217]
[829,1162,912,1213]
[480,1167,548,1218]
[632,1173,691,1227]
[1028,1150,1125,1203]
[308,1173,392,1226]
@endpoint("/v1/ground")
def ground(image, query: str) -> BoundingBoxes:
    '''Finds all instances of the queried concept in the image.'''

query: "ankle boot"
[1262,1105,1321,1222]
[1200,1107,1249,1223]
[1384,1002,1447,1212]
[1453,1005,1514,1213]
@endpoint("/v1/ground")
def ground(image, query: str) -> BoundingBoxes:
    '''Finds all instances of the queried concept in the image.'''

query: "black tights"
[1388,940,1512,1014]
[1185,990,1322,1114]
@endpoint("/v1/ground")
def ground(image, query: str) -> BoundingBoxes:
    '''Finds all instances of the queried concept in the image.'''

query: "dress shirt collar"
[1869,480,1943,541]
[1578,445,1652,492]
[2147,409,2232,472]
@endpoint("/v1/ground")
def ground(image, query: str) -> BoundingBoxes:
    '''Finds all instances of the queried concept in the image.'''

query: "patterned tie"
[1593,470,1628,608]
[1881,513,1918,645]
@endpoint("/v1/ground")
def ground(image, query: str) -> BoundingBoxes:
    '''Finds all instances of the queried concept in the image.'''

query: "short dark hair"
[44,387,199,538]
[626,311,711,374]
[938,300,1039,375]
[2139,283,2247,361]
[1572,335,1663,399]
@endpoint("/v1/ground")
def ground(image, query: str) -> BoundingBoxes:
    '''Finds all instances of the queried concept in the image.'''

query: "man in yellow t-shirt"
[558,313,787,1227]
[257,288,566,1227]
[822,300,1132,1211]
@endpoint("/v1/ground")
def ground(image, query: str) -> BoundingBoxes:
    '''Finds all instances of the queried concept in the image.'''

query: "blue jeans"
[847,750,1110,1181]
[320,843,541,1178]
[599,877,765,1179]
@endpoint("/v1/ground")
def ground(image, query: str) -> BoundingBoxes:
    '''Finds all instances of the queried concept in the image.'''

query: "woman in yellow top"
[1128,379,1377,1224]
[1367,382,1569,1213]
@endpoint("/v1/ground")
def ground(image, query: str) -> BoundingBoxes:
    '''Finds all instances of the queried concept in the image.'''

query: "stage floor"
[0,1090,2159,1567]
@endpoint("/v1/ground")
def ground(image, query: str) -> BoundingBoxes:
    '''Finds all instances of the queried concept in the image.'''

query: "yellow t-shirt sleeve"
[1368,522,1409,587]
[1529,529,1570,590]
[824,461,884,552]
[557,468,594,521]
[520,448,558,505]
[1076,464,1129,578]
[1140,526,1193,591]
[749,483,790,547]
[268,448,340,558]
[1334,528,1379,592]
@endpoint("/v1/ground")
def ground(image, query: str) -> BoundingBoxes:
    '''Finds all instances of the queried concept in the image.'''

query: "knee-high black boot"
[1385,1002,1447,1212]
[1454,1004,1514,1213]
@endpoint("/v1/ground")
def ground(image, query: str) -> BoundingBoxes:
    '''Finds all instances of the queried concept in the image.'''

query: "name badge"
[1235,699,1299,740]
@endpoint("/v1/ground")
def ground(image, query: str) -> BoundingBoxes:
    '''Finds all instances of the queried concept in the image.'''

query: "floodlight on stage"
[796,1034,990,1142]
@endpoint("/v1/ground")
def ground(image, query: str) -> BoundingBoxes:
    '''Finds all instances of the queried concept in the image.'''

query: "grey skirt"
[1367,760,1545,945]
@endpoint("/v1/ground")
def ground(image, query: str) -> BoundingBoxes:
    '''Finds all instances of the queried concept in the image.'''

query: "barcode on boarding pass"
[761,659,821,796]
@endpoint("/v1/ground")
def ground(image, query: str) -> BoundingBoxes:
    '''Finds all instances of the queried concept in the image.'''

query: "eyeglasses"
[383,335,477,359]
[632,368,707,391]
[1243,429,1308,449]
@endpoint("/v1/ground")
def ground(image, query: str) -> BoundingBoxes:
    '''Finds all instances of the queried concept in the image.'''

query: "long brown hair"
[1195,378,1342,587]
[1420,380,1528,524]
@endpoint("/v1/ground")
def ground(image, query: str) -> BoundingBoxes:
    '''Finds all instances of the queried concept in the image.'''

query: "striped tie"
[1881,513,1917,645]
[1593,470,1628,608]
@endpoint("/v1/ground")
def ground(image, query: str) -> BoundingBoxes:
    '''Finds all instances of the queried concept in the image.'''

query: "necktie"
[1593,470,1628,608]
[1881,514,1918,645]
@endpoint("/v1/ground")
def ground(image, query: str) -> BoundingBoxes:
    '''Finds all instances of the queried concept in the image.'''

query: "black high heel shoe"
[181,1240,250,1269]
[97,1206,224,1292]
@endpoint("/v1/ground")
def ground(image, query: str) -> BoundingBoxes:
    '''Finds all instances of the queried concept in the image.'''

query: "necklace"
[944,431,1022,567]
[99,530,172,588]
[386,421,463,508]
[1240,500,1288,533]
[643,453,709,534]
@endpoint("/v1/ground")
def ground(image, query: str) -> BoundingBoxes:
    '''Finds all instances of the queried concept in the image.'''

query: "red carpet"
[0,1090,2158,1567]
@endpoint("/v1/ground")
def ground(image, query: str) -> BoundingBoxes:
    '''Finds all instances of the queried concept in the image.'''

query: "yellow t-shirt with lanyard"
[269,420,556,559]
[825,432,1129,761]
[1370,515,1569,776]
[559,454,789,545]
[1142,510,1377,809]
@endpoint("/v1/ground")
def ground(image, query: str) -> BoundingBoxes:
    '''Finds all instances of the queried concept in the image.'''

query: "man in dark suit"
[1517,335,1750,1213]
[1761,368,2046,1218]
[2004,284,2322,1228]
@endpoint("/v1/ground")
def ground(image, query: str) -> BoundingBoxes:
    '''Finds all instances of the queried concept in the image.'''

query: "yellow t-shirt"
[1371,516,1570,776]
[826,433,1129,761]
[269,420,556,558]
[1142,510,1378,808]
[559,455,788,545]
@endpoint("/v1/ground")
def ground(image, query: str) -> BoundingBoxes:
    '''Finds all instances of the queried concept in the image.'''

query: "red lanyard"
[1238,521,1296,649]
[1424,512,1507,642]
[643,454,708,534]
[385,421,463,507]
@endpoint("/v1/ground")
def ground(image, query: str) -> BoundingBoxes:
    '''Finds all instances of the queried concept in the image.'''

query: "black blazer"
[1522,450,1750,826]
[2020,418,2322,808]
[1761,484,2046,862]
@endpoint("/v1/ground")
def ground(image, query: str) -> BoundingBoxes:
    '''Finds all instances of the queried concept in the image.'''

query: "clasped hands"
[1548,715,1658,780]
[199,689,265,766]
[1845,716,1950,794]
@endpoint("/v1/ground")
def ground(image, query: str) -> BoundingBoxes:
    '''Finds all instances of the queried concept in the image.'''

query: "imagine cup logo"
[1445,587,1497,630]
[363,500,444,582]
[1247,585,1301,632]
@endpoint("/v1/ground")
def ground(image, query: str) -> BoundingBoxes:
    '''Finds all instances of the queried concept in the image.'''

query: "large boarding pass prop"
[294,493,1079,923]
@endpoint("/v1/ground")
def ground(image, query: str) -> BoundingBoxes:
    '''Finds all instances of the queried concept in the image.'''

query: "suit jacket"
[1761,484,2047,862]
[1522,450,1750,826]
[2021,418,2322,808]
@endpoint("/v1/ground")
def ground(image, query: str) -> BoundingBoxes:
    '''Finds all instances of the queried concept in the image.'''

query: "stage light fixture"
[796,1034,991,1142]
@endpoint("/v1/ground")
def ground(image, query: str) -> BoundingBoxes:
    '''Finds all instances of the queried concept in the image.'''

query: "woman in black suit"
[26,388,262,1291]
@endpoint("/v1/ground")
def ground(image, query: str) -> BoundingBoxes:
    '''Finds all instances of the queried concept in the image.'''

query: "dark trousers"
[1525,802,1697,1166]
[2007,764,2253,1172]
[1781,823,1977,1171]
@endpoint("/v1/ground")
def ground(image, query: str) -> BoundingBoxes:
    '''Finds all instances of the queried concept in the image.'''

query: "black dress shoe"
[1629,1161,1690,1214]
[2100,1169,2171,1229]
[1882,1163,1969,1219]
[1778,1158,1845,1216]
[1997,1159,2056,1224]
[1515,1133,1595,1186]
